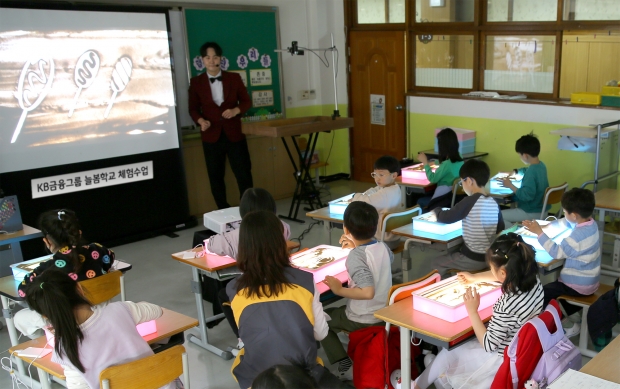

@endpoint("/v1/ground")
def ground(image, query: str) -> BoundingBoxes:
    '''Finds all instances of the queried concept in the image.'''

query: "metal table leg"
[185,267,232,360]
[400,326,411,389]
[2,295,26,374]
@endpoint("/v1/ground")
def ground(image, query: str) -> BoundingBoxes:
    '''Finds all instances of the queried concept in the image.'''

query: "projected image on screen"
[0,8,179,173]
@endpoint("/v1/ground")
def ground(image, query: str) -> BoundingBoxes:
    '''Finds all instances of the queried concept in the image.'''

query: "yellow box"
[602,86,620,96]
[571,92,602,105]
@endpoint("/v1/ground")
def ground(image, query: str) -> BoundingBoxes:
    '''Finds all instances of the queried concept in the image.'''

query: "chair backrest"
[286,240,301,253]
[540,182,568,219]
[79,270,121,306]
[451,178,466,207]
[380,206,422,242]
[100,345,187,389]
[384,270,441,332]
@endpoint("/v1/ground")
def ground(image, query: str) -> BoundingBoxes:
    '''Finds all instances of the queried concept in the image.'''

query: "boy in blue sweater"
[523,188,601,337]
[501,132,550,224]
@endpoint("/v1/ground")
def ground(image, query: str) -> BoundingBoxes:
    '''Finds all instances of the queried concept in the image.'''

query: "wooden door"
[350,31,406,182]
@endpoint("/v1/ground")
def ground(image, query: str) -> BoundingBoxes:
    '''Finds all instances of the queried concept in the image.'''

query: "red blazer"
[188,71,252,143]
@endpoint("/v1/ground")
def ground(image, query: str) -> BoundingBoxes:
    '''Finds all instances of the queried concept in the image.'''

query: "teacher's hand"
[197,118,210,132]
[222,108,241,119]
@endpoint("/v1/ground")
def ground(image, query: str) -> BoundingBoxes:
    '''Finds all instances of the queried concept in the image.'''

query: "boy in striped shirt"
[430,159,505,278]
[523,188,601,337]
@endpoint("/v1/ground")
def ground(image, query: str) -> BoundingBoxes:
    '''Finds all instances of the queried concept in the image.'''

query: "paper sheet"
[548,369,620,389]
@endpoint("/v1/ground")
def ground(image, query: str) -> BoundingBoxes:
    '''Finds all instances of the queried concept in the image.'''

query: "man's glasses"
[371,172,388,178]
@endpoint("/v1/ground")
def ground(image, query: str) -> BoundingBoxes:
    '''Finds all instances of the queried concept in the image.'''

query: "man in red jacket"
[188,42,253,209]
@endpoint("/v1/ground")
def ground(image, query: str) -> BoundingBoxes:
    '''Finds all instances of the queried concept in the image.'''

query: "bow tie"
[209,76,222,84]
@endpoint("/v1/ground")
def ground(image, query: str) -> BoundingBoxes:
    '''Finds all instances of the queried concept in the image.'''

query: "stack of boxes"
[570,84,620,107]
[601,85,620,108]
[434,127,476,155]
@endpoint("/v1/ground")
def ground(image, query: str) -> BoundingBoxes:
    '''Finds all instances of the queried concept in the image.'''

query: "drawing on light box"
[418,278,502,307]
[291,247,345,270]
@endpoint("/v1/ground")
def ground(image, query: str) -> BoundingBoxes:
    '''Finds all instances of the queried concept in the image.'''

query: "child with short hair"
[417,128,464,210]
[523,187,601,337]
[351,155,404,248]
[501,132,550,224]
[15,209,115,338]
[322,201,393,380]
[24,269,172,389]
[226,211,345,389]
[409,233,544,389]
[430,159,505,278]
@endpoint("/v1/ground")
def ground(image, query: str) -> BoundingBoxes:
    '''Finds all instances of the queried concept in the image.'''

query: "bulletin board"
[184,7,284,118]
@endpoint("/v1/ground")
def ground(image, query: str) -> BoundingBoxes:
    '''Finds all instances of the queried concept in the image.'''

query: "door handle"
[395,105,403,110]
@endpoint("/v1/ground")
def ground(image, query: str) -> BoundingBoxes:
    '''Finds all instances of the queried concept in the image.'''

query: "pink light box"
[401,162,438,182]
[290,245,351,283]
[412,276,502,322]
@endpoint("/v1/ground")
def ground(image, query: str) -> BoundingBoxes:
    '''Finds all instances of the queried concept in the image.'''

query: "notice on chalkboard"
[252,90,274,107]
[250,69,272,86]
[229,70,248,87]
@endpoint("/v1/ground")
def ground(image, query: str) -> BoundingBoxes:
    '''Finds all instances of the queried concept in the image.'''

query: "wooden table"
[396,177,436,206]
[417,149,489,162]
[580,334,620,383]
[9,308,197,389]
[374,296,493,389]
[0,224,43,276]
[595,188,620,277]
[243,116,354,223]
[306,206,344,245]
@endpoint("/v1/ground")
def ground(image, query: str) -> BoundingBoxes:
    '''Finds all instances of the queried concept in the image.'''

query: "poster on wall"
[250,69,272,86]
[252,90,273,107]
[370,94,385,125]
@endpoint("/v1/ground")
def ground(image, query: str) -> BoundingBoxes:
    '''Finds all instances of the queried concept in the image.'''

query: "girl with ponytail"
[25,269,170,389]
[402,233,545,389]
[15,209,115,338]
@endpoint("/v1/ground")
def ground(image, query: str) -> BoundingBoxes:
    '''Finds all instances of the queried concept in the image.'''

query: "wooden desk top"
[306,207,344,223]
[9,308,198,379]
[391,223,464,244]
[595,189,620,211]
[417,150,489,161]
[396,176,436,189]
[580,334,620,383]
[375,296,493,342]
[0,224,43,244]
[171,248,237,272]
[0,275,21,300]
[242,116,354,138]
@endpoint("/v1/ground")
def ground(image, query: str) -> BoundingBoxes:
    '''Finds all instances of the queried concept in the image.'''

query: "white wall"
[152,0,348,110]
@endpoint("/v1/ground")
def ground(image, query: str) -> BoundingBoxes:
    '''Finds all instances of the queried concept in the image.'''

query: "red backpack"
[348,325,420,389]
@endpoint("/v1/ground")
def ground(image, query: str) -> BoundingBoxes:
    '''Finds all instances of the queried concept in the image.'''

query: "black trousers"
[543,281,586,317]
[202,132,253,210]
[218,287,239,338]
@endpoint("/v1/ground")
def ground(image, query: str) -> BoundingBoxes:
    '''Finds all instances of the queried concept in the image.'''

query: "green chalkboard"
[184,8,283,118]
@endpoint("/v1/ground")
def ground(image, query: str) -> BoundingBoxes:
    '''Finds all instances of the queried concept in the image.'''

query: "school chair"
[451,178,466,208]
[100,344,190,389]
[491,300,562,389]
[286,240,301,252]
[557,283,615,358]
[379,206,423,255]
[540,182,568,219]
[298,136,328,186]
[79,270,124,305]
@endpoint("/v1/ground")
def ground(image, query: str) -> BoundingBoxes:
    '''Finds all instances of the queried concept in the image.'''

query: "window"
[357,0,405,24]
[415,35,474,89]
[487,0,558,22]
[484,35,555,93]
[415,0,474,23]
[563,0,620,21]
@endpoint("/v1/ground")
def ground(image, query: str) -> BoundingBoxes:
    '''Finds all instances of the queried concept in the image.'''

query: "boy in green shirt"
[501,132,550,224]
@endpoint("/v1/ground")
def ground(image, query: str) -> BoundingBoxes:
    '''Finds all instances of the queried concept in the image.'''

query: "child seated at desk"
[15,209,115,338]
[587,277,620,351]
[225,211,348,389]
[321,201,393,381]
[522,188,601,338]
[430,159,505,279]
[409,233,543,389]
[501,132,550,224]
[24,269,174,389]
[351,155,404,249]
[417,128,464,211]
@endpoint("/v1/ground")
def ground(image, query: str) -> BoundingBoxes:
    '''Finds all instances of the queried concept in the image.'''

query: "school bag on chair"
[501,301,581,389]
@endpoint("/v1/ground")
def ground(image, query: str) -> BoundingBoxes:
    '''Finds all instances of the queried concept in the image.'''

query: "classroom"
[1,0,620,388]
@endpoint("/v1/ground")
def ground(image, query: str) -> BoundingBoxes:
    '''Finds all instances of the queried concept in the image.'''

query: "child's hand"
[417,152,428,164]
[463,287,480,314]
[457,272,475,284]
[522,220,543,235]
[339,234,355,249]
[323,275,342,293]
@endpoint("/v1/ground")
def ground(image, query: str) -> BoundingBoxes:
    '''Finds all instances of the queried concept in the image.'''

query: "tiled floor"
[0,179,616,388]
